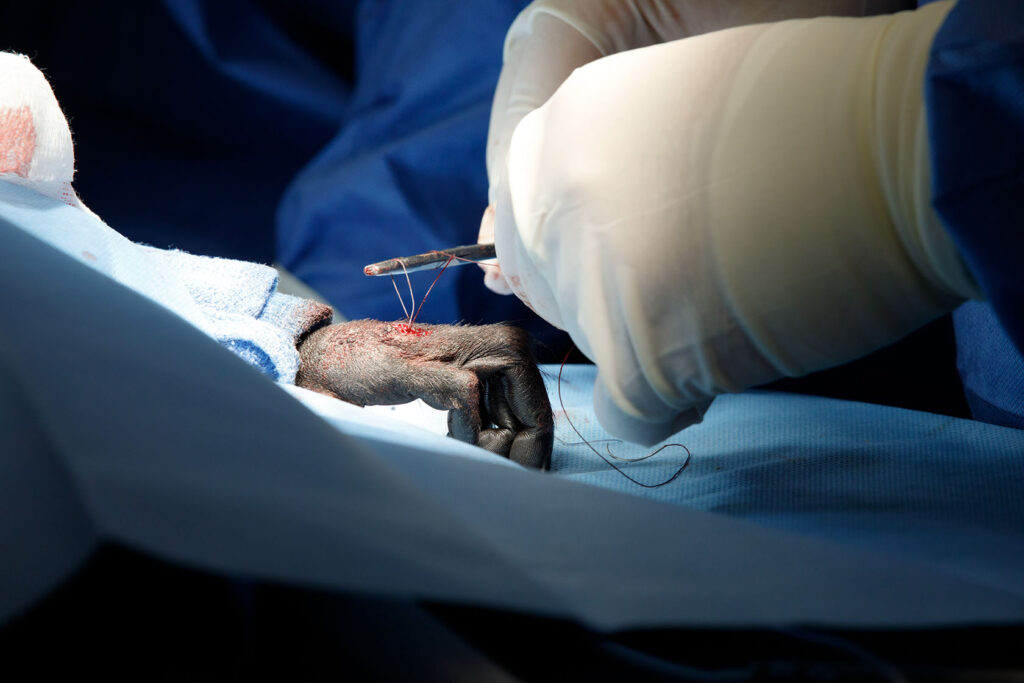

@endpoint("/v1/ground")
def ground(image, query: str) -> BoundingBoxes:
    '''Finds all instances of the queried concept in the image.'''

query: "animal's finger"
[457,325,553,469]
[484,373,518,431]
[477,374,517,456]
[406,365,483,445]
[447,409,480,445]
[477,427,515,455]
[502,362,554,470]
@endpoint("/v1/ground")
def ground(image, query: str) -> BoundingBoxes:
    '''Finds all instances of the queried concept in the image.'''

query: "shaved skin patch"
[0,106,35,177]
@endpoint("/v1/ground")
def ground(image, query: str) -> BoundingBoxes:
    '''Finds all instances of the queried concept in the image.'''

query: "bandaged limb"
[296,321,554,469]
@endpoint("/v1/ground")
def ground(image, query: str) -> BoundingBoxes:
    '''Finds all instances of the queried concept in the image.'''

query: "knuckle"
[493,324,533,356]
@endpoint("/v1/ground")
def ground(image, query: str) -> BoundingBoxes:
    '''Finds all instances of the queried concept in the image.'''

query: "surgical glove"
[479,0,914,293]
[296,320,554,469]
[492,1,980,444]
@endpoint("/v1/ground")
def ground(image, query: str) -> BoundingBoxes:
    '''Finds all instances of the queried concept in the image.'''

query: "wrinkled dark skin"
[296,320,553,469]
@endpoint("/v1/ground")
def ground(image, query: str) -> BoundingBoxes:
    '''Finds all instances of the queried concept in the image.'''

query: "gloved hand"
[296,320,553,469]
[485,0,980,444]
[479,0,914,293]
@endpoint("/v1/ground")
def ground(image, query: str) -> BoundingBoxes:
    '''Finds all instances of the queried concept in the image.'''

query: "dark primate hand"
[295,320,553,469]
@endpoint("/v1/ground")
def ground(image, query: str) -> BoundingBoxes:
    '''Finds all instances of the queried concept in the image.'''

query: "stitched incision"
[0,106,35,177]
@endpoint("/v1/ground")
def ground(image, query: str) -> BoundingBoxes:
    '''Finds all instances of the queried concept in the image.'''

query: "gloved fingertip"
[593,377,710,446]
[478,203,496,242]
[484,268,515,295]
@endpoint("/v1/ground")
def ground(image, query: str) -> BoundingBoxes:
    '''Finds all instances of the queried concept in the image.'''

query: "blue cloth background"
[0,1,350,263]
[273,2,531,326]
[925,0,1024,427]
[550,364,1024,599]
[954,300,1024,428]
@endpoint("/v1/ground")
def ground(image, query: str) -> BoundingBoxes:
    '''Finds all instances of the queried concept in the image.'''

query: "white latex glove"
[479,0,915,293]
[492,0,980,444]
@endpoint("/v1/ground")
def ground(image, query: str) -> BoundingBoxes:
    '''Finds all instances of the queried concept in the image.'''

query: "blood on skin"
[393,322,432,337]
[0,106,35,177]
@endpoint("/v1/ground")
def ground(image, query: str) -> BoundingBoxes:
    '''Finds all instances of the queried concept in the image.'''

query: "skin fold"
[296,320,554,470]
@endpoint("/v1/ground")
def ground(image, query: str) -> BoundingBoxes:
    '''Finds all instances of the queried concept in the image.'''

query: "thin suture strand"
[409,249,498,326]
[557,348,691,488]
[554,435,621,446]
[389,253,456,329]
[604,442,682,463]
[400,261,415,325]
[388,260,416,325]
[388,274,411,322]
[411,253,455,324]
